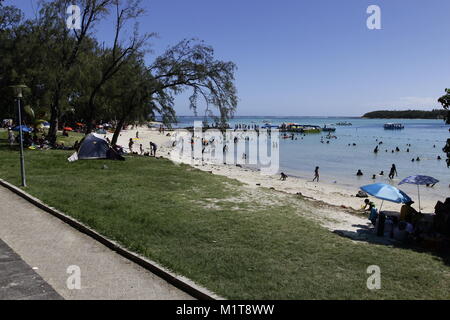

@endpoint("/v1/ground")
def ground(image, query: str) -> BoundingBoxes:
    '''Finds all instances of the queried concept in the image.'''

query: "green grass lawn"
[56,131,85,147]
[1,129,450,299]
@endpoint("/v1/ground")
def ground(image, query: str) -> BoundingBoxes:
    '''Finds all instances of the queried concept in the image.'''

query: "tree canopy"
[438,89,450,167]
[362,109,447,119]
[0,0,238,144]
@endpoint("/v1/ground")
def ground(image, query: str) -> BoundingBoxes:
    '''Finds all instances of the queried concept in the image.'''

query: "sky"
[7,0,450,116]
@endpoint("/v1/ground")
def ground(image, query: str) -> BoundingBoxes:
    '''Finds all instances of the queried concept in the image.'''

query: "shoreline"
[108,127,442,214]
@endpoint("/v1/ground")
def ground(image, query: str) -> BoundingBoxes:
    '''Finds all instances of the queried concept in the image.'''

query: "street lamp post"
[11,85,28,187]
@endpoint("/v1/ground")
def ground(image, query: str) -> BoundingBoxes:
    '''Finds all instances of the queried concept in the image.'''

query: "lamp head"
[10,85,28,98]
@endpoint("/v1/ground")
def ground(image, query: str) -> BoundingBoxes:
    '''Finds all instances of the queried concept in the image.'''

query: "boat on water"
[384,123,405,130]
[261,123,280,129]
[281,123,322,133]
[322,125,336,132]
[335,121,352,126]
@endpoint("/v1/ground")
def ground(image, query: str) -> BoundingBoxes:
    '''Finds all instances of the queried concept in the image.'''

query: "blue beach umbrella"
[399,175,439,186]
[360,183,412,212]
[12,125,32,133]
[399,175,439,212]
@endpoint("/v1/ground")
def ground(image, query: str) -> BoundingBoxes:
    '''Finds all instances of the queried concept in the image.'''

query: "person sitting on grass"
[393,221,414,243]
[400,201,419,223]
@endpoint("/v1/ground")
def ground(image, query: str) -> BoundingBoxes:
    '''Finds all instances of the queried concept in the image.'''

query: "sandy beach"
[107,126,443,238]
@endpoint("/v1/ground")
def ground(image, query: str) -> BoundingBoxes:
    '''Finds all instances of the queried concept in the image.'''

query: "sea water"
[174,116,450,202]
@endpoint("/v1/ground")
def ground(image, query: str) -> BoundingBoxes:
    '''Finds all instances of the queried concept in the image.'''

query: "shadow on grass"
[334,225,450,266]
[0,144,19,152]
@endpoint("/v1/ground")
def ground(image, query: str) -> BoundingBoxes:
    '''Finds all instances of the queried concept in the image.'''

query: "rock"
[356,191,369,198]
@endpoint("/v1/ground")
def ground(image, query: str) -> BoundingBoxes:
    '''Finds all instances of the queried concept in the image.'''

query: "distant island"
[362,109,446,119]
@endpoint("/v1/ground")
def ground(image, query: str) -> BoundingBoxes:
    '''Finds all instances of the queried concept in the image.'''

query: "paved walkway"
[0,240,63,300]
[0,186,193,300]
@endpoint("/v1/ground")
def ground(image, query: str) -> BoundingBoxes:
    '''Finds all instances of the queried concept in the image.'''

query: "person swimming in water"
[357,170,363,176]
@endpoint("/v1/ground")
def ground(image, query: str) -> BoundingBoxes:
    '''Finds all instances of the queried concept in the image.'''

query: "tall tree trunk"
[47,102,59,145]
[111,117,126,146]
[85,91,98,134]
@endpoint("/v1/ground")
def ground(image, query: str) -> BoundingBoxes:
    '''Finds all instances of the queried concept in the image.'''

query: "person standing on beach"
[8,128,15,147]
[129,138,134,153]
[313,166,320,182]
[388,164,398,180]
[150,142,158,157]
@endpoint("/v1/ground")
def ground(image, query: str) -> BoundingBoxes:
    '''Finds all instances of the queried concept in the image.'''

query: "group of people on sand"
[361,197,435,243]
[128,134,158,157]
[279,166,320,182]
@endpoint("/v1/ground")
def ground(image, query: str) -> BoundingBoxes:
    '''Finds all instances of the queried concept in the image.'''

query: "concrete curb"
[0,178,224,301]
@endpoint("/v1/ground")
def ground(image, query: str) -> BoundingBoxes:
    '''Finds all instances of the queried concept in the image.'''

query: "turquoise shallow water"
[174,116,450,201]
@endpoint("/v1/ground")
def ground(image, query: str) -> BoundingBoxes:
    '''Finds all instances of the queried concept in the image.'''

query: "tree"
[36,0,115,144]
[437,89,450,167]
[148,39,238,129]
[0,4,41,122]
[83,0,152,134]
[105,39,238,145]
[0,1,22,30]
[106,54,154,146]
[1,2,238,139]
